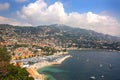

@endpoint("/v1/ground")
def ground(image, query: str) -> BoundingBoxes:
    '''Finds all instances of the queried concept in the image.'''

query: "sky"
[0,0,120,37]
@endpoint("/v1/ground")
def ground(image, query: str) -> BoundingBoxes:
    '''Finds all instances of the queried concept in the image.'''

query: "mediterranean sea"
[38,50,120,80]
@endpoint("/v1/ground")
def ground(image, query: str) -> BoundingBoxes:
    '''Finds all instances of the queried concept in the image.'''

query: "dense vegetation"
[0,47,34,80]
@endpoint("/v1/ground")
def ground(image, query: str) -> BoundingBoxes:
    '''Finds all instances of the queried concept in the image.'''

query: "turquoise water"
[38,50,120,80]
[39,67,65,73]
[38,66,67,80]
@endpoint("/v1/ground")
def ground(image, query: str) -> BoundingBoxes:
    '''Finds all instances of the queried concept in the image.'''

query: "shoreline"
[67,48,120,52]
[27,55,71,80]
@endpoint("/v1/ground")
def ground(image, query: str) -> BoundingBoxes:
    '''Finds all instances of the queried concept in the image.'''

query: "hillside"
[0,24,120,51]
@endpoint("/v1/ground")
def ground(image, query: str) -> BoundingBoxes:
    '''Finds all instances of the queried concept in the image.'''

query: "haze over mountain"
[0,24,120,51]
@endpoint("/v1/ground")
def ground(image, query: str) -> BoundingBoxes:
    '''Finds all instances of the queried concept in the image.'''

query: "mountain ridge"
[0,24,120,51]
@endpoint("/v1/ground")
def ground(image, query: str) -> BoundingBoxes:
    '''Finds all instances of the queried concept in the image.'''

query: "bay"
[38,50,120,80]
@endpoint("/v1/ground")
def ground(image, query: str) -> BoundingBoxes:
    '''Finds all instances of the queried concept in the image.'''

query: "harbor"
[10,54,71,80]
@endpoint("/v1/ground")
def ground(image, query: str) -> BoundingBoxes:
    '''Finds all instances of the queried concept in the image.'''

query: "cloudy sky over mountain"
[0,0,120,36]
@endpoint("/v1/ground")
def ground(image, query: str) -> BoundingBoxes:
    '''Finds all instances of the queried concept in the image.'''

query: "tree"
[0,47,34,80]
[0,47,11,77]
[0,47,11,61]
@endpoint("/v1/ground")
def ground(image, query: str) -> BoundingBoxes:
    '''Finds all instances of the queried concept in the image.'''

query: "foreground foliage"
[0,47,34,80]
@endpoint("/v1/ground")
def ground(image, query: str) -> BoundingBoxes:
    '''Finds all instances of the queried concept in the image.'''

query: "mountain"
[0,24,120,51]
[50,24,120,41]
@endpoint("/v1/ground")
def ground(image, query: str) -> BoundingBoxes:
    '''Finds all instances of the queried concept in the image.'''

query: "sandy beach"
[27,68,45,80]
[27,55,71,80]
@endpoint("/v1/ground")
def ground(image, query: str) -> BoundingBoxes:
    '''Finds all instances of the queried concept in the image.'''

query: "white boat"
[101,75,104,78]
[109,64,113,69]
[99,64,103,67]
[86,59,89,62]
[90,76,96,80]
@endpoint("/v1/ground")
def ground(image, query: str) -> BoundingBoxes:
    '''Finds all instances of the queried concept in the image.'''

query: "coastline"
[27,55,71,80]
[67,48,120,52]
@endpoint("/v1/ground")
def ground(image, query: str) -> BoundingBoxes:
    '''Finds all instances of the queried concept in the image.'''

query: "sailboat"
[109,64,113,69]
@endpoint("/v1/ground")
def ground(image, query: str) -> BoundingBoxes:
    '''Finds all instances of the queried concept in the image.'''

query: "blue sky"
[0,0,120,36]
[0,0,120,17]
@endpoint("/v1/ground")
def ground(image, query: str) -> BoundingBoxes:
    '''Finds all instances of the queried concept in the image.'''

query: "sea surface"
[38,50,120,80]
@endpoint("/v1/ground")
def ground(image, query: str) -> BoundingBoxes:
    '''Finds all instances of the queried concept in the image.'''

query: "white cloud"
[17,0,67,25]
[17,0,120,36]
[15,0,27,3]
[0,3,9,11]
[0,16,31,26]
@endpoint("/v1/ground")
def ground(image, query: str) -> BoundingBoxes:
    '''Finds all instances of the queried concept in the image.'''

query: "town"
[0,24,120,80]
